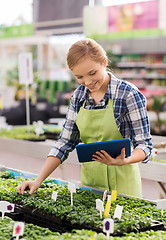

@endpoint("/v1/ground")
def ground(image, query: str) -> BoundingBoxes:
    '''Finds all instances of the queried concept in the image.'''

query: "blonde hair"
[67,38,108,71]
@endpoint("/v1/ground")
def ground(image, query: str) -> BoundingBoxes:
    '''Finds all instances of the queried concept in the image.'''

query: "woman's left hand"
[92,148,127,166]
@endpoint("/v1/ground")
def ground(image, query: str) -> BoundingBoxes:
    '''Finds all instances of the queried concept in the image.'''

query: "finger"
[121,148,125,158]
[19,182,29,195]
[94,151,106,158]
[16,185,21,194]
[92,152,101,159]
[100,150,112,158]
[16,184,25,194]
[29,186,35,196]
[92,154,103,161]
[92,155,101,161]
[92,158,102,162]
[19,184,26,195]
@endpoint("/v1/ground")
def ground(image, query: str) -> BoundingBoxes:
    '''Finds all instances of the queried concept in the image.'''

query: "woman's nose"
[85,78,92,86]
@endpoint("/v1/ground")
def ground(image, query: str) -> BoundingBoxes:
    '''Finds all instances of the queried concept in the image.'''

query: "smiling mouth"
[87,82,97,89]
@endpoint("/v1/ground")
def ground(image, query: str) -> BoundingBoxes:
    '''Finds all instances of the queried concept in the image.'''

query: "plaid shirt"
[48,73,153,163]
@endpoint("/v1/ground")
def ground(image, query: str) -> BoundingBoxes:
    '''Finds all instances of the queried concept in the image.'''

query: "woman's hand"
[16,179,41,195]
[92,148,127,166]
[16,156,61,196]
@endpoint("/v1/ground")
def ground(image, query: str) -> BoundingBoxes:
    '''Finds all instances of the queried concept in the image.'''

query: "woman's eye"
[89,72,96,76]
[77,76,83,79]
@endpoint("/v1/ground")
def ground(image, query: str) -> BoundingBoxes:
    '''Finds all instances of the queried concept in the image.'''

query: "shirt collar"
[105,72,119,99]
[79,85,89,103]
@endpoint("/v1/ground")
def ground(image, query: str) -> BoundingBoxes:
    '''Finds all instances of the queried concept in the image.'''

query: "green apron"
[76,98,142,197]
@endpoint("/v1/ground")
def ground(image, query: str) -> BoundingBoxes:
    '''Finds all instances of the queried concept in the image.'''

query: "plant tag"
[113,205,123,219]
[13,222,25,240]
[33,120,44,136]
[96,199,104,218]
[18,53,33,85]
[0,201,15,220]
[107,195,111,201]
[151,148,158,158]
[68,182,76,193]
[156,199,166,215]
[68,182,76,206]
[103,190,107,202]
[34,127,43,136]
[111,190,117,202]
[103,218,114,239]
[104,200,111,217]
[52,191,58,201]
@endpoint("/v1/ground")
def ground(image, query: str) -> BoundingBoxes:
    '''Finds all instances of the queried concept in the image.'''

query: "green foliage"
[0,125,61,140]
[149,94,166,132]
[0,174,165,234]
[106,51,120,70]
[150,95,166,113]
[0,172,166,239]
[0,216,166,240]
[0,125,46,140]
[0,217,59,240]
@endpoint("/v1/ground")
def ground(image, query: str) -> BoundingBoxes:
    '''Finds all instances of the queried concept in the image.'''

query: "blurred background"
[0,0,165,133]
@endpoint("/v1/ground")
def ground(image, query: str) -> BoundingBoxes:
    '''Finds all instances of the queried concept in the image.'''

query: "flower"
[7,204,13,211]
[15,225,21,234]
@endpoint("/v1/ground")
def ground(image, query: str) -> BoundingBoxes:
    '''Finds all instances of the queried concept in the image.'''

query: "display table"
[0,137,166,200]
[0,138,81,182]
[138,161,166,198]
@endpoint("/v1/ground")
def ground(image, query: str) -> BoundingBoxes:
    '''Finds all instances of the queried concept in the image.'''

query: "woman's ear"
[103,58,108,67]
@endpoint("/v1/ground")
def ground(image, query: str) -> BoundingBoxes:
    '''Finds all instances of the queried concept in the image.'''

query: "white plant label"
[103,218,114,239]
[68,182,76,206]
[18,53,33,85]
[107,195,111,201]
[156,199,166,215]
[103,190,107,202]
[113,205,123,219]
[0,201,15,220]
[52,191,58,201]
[96,199,104,218]
[13,222,25,240]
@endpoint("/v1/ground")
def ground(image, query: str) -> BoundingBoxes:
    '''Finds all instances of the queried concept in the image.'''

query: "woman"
[16,39,153,198]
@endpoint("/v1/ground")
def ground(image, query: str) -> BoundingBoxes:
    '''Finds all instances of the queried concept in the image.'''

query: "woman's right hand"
[16,156,61,195]
[16,179,41,195]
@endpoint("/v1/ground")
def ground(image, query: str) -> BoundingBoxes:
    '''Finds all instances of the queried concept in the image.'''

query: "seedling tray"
[0,167,165,236]
[11,204,164,236]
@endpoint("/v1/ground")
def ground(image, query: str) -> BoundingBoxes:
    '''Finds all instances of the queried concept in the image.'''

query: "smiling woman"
[16,38,153,198]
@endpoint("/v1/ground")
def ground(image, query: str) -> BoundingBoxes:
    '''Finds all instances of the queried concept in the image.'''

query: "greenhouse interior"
[0,0,166,239]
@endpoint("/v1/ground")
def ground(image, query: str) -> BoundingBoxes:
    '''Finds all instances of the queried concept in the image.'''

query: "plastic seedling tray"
[10,204,164,236]
[0,167,165,236]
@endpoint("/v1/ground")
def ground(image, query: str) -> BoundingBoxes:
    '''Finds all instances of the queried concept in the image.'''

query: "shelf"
[117,62,146,68]
[138,161,166,182]
[116,74,165,80]
[117,62,166,69]
[112,53,166,85]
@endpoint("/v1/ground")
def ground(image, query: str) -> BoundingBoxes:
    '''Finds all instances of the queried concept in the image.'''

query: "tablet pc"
[76,138,131,163]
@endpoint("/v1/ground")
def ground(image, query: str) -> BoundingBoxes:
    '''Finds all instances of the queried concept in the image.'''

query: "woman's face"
[72,57,108,93]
